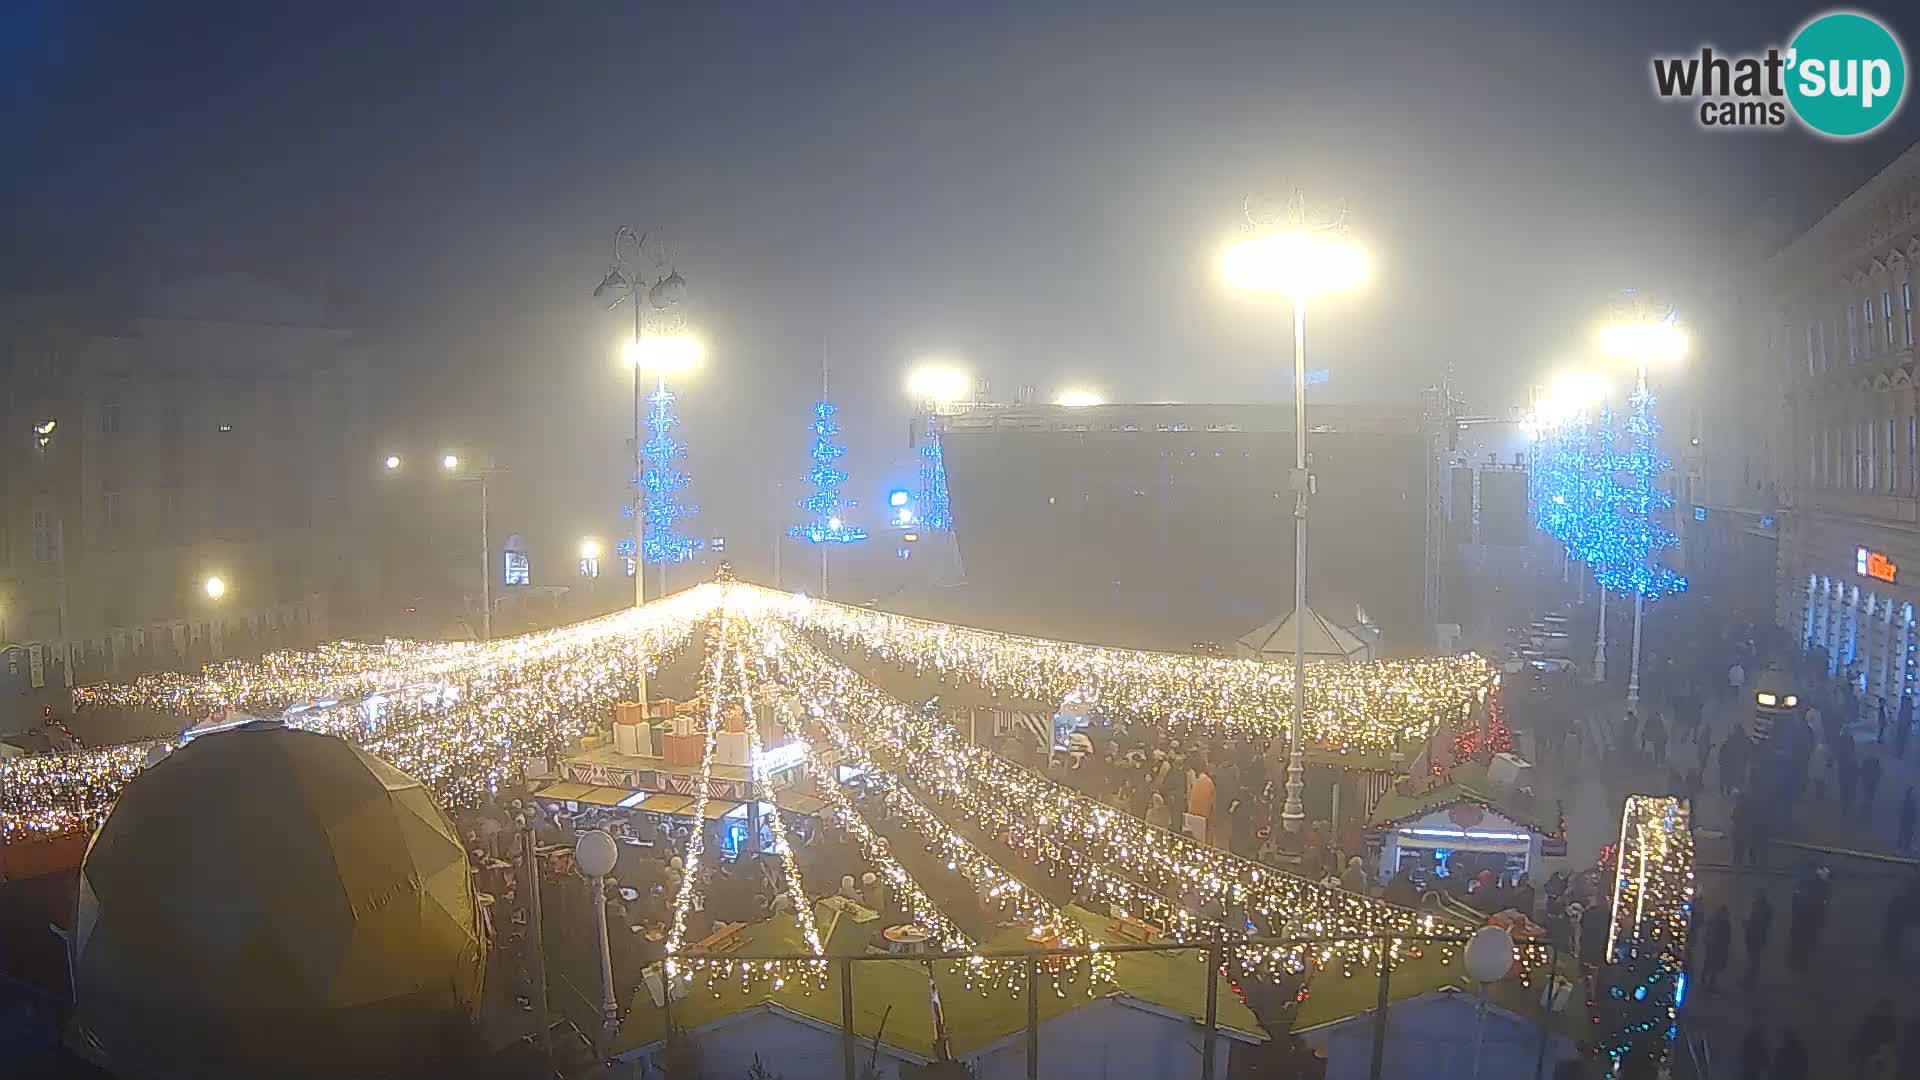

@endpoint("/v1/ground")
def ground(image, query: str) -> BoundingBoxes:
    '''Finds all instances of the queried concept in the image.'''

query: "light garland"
[733,640,826,983]
[1596,795,1693,1068]
[745,584,1494,752]
[748,622,1112,995]
[739,612,1517,983]
[3,586,719,839]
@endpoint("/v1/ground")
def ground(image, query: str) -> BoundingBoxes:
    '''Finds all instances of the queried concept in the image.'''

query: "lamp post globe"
[574,829,618,878]
[1464,925,1515,983]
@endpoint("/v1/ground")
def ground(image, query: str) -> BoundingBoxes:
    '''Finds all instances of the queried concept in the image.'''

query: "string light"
[2,587,720,839]
[640,385,703,564]
[1594,795,1693,1067]
[747,585,1495,753]
[733,605,1521,980]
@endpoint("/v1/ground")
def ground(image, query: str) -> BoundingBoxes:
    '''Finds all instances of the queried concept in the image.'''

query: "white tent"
[1235,605,1375,663]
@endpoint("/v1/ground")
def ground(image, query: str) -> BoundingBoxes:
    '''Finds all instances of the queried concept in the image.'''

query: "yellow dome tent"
[73,721,485,1079]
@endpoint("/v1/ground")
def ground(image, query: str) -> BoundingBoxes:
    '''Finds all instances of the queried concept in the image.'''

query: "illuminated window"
[504,551,530,587]
[1886,290,1897,346]
[1866,298,1878,357]
[100,394,121,436]
[1906,282,1914,347]
[1849,303,1860,362]
[1890,418,1901,494]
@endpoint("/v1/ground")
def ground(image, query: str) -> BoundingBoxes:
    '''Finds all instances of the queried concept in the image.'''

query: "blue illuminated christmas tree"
[639,386,702,563]
[1594,383,1686,600]
[917,428,954,532]
[789,400,866,544]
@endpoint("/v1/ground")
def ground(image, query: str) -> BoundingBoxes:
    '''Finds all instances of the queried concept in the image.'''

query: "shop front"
[1780,512,1920,709]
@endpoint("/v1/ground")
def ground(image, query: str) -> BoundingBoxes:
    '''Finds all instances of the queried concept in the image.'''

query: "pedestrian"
[1620,709,1641,764]
[1770,1031,1808,1080]
[1644,711,1668,767]
[1700,904,1732,990]
[1886,873,1919,962]
[1849,998,1895,1072]
[1743,890,1774,981]
[1807,738,1831,803]
[1878,700,1890,743]
[1729,661,1747,700]
[1578,900,1610,997]
[1861,751,1883,817]
[1737,1023,1769,1080]
[1838,746,1860,815]
[1721,725,1750,796]
[1900,787,1917,852]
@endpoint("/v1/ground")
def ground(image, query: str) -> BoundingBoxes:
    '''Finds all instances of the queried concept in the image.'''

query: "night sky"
[4,1,1917,568]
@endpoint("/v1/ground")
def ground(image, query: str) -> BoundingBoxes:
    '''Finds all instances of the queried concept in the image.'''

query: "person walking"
[1886,873,1920,962]
[1899,787,1917,853]
[1849,999,1895,1073]
[1861,751,1884,817]
[1728,661,1747,701]
[1700,904,1732,991]
[1743,890,1774,981]
[1737,1023,1769,1080]
[1770,1031,1809,1080]
[1721,725,1750,796]
[1644,711,1668,768]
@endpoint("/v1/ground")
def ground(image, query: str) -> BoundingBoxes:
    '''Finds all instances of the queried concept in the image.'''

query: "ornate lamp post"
[1220,193,1370,832]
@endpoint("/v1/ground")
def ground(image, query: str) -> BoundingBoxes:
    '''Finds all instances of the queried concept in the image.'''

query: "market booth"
[1367,759,1564,890]
[533,698,830,862]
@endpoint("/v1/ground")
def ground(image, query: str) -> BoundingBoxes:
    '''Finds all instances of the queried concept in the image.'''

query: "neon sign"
[1858,546,1898,584]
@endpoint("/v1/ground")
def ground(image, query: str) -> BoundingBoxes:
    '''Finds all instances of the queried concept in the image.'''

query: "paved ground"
[1498,590,1920,1079]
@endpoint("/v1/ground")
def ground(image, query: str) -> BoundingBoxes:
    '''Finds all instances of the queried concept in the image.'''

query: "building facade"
[1773,143,1920,711]
[0,274,377,688]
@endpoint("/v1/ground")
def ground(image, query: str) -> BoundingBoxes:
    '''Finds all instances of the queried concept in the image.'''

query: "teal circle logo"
[1786,11,1907,138]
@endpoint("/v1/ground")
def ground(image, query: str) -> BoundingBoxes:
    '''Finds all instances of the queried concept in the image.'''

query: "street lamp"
[1220,192,1370,833]
[203,575,227,601]
[1054,388,1106,408]
[580,538,602,579]
[573,829,621,1061]
[1597,307,1688,707]
[905,362,971,409]
[594,225,694,704]
[392,452,497,642]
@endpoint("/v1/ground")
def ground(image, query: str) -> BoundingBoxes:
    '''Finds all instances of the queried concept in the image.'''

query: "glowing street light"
[384,454,402,471]
[1220,193,1370,836]
[1054,388,1106,408]
[442,453,460,471]
[905,362,971,407]
[580,538,602,561]
[621,333,705,374]
[1593,304,1688,708]
[203,576,227,601]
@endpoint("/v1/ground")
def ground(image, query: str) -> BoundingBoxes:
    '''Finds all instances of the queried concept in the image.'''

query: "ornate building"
[1774,142,1920,713]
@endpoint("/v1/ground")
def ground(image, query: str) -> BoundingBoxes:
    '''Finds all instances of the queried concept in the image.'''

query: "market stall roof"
[701,799,744,821]
[564,744,752,783]
[1235,605,1374,663]
[533,781,597,803]
[774,791,827,817]
[575,786,639,807]
[1367,761,1559,835]
[638,793,696,815]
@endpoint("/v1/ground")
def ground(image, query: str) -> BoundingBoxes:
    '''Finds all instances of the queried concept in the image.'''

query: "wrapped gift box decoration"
[612,715,648,756]
[646,721,670,758]
[721,705,747,734]
[714,731,750,768]
[662,733,703,768]
[615,701,647,727]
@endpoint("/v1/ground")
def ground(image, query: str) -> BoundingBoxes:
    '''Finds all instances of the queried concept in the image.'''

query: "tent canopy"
[75,721,484,1080]
[1236,605,1375,663]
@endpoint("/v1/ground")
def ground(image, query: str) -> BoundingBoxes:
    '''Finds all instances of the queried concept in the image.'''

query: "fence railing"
[593,932,1581,1080]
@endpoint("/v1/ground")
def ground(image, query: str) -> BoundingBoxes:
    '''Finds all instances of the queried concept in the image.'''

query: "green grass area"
[616,905,1263,1058]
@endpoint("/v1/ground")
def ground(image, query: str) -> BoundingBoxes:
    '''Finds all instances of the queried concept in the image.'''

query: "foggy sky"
[4,1,1916,572]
